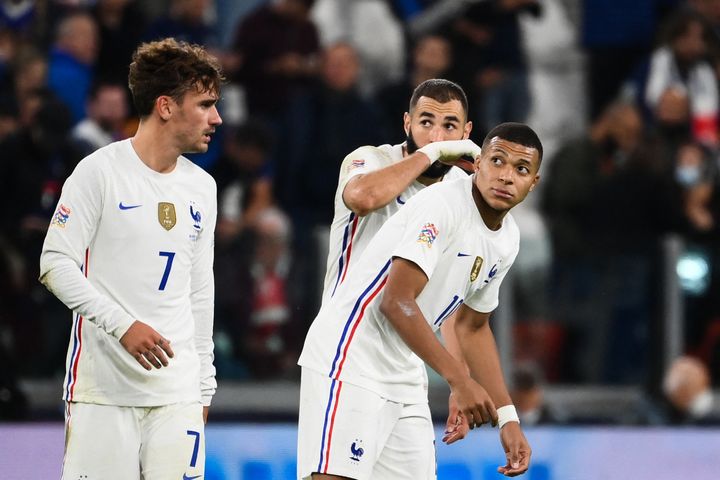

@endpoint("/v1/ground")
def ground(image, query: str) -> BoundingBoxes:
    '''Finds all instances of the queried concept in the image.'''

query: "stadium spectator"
[213,120,276,246]
[311,0,406,96]
[274,41,389,330]
[0,93,18,141]
[1,46,47,120]
[450,0,541,140]
[71,79,130,155]
[91,0,147,86]
[142,0,218,47]
[0,90,82,376]
[376,33,454,135]
[279,42,388,226]
[637,355,720,424]
[228,207,301,379]
[509,361,565,425]
[672,139,716,233]
[582,0,680,120]
[46,11,99,124]
[623,9,720,149]
[229,0,320,122]
[542,101,684,382]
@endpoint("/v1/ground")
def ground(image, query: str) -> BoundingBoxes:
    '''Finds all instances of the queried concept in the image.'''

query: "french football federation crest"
[190,203,202,231]
[350,440,364,462]
[470,256,483,282]
[158,202,176,231]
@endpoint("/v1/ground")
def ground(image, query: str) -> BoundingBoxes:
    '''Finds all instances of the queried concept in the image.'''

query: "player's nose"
[429,127,444,142]
[210,106,222,126]
[498,165,513,183]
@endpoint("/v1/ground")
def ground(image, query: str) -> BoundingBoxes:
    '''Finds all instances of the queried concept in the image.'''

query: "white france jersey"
[322,143,467,304]
[299,175,519,404]
[39,139,217,407]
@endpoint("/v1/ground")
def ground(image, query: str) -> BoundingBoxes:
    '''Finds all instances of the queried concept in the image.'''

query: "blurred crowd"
[1,0,720,424]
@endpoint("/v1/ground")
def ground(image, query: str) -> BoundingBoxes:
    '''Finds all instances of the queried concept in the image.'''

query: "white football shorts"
[297,367,436,480]
[61,401,205,480]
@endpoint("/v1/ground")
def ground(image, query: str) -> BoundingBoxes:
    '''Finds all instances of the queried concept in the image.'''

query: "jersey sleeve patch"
[417,222,438,247]
[349,158,366,170]
[50,204,72,228]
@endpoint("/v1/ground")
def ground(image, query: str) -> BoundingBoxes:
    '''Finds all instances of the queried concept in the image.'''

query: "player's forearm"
[343,153,430,215]
[39,250,135,339]
[381,298,467,385]
[191,230,217,405]
[440,313,470,373]
[456,320,513,407]
[192,295,216,405]
[192,298,216,405]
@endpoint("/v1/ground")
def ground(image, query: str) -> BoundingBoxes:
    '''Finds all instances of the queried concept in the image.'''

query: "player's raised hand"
[443,392,470,444]
[497,422,531,477]
[119,320,174,370]
[449,377,498,429]
[417,139,481,172]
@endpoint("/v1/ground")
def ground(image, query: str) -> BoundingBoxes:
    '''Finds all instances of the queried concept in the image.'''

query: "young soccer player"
[39,38,223,479]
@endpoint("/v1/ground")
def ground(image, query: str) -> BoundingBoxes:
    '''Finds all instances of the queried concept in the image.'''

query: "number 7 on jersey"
[158,251,176,290]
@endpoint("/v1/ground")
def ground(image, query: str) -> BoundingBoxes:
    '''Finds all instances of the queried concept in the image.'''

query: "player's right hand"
[449,377,498,429]
[443,392,470,444]
[119,320,174,370]
[417,139,481,171]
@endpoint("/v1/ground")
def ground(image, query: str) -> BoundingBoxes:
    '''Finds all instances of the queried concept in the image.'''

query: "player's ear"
[156,96,173,121]
[403,112,410,136]
[529,174,540,191]
[463,121,472,140]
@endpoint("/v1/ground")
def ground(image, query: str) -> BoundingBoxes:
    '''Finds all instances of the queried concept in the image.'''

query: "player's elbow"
[454,306,491,335]
[379,293,413,328]
[343,187,380,217]
[379,292,396,321]
[38,250,71,291]
[38,252,53,287]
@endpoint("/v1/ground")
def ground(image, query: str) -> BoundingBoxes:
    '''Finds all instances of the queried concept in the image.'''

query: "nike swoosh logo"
[457,253,471,257]
[396,196,405,205]
[183,475,202,480]
[119,202,142,210]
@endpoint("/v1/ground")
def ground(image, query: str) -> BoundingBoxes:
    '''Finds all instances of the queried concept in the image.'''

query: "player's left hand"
[497,422,531,477]
[442,392,470,444]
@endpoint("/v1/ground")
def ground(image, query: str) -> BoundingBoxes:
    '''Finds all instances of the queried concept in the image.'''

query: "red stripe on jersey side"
[333,275,388,380]
[322,380,344,473]
[69,318,83,400]
[69,248,89,401]
[339,215,360,285]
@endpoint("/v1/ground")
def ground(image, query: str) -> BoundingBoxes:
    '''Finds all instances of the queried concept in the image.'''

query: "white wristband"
[416,143,438,166]
[497,405,520,429]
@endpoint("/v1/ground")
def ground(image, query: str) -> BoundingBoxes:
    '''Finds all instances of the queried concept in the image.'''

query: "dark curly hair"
[128,38,224,117]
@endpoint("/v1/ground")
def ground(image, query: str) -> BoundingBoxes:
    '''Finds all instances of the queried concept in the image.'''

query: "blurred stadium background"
[2,0,720,478]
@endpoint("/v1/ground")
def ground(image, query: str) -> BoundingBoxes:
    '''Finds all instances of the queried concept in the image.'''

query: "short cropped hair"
[482,122,543,163]
[409,78,469,121]
[128,38,224,117]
